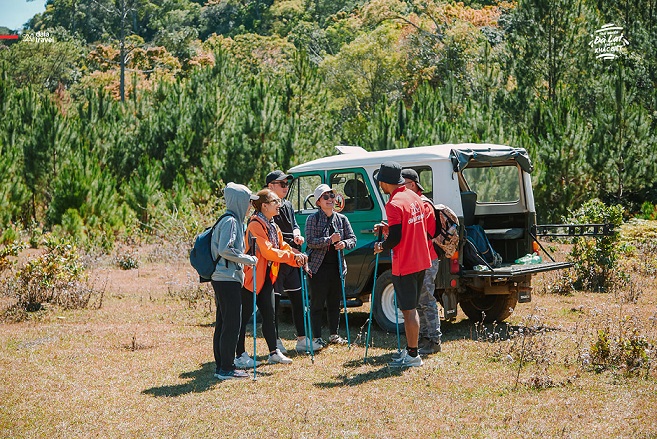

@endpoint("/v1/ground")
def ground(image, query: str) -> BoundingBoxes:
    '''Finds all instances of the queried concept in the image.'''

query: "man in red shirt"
[374,162,432,367]
[402,168,442,354]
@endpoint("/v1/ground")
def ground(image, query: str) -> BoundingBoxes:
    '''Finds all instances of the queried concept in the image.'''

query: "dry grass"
[2,225,657,438]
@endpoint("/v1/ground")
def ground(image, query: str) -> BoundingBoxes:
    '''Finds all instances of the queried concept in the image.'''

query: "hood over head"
[224,182,258,219]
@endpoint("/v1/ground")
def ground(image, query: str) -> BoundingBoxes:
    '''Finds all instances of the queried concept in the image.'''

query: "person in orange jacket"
[235,188,308,367]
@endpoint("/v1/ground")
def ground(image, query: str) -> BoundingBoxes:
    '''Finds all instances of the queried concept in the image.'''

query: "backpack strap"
[211,212,237,264]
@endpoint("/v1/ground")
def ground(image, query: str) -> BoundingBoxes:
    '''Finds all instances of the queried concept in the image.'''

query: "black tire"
[460,292,518,323]
[372,269,405,333]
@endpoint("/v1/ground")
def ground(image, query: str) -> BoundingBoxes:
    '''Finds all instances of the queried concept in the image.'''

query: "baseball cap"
[265,170,293,186]
[401,168,425,192]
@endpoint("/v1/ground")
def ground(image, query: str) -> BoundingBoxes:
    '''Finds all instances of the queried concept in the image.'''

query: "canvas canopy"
[450,147,533,174]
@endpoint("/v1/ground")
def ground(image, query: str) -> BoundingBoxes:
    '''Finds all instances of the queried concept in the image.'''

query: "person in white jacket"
[210,182,258,380]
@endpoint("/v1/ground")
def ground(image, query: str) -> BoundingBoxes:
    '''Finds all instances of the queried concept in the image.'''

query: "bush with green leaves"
[565,199,624,292]
[1,238,100,320]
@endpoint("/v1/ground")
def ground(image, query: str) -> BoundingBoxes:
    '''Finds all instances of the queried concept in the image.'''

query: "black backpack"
[463,224,502,269]
[189,212,236,282]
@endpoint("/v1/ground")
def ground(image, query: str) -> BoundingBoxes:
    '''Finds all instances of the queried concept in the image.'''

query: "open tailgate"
[461,261,573,279]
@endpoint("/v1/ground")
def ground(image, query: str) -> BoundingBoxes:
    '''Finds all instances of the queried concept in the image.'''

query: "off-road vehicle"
[286,144,573,331]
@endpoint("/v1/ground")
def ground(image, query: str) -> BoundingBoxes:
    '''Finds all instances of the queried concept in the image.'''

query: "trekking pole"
[301,266,315,363]
[393,260,401,355]
[337,249,351,348]
[300,267,310,354]
[364,228,383,363]
[250,237,257,381]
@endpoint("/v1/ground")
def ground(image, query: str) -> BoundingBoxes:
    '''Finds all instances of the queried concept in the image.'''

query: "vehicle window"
[329,172,374,213]
[288,174,322,211]
[373,166,433,201]
[462,166,520,203]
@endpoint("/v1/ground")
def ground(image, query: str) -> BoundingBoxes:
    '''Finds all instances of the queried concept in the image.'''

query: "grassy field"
[1,224,657,438]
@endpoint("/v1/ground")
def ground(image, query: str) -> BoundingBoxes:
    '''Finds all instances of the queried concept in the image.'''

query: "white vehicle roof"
[288,143,517,173]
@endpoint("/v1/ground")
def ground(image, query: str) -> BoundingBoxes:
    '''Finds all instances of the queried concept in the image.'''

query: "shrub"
[565,199,624,292]
[114,248,140,270]
[1,239,102,321]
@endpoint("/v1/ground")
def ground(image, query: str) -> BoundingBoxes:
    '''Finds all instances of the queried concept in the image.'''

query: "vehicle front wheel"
[372,269,405,333]
[459,292,517,323]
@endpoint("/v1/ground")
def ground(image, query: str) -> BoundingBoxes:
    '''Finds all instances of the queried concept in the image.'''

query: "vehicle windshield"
[462,165,521,203]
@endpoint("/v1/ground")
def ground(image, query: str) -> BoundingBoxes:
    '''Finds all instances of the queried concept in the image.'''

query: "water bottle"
[514,254,532,265]
[447,223,458,236]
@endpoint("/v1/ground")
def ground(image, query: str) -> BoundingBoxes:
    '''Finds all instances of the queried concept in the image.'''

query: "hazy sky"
[0,0,46,31]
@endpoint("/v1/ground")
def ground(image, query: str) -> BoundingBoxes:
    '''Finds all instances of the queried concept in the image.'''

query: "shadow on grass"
[142,362,271,397]
[313,352,405,388]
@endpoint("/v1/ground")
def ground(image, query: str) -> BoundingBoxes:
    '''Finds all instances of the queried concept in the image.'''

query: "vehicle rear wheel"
[459,292,517,323]
[372,269,405,333]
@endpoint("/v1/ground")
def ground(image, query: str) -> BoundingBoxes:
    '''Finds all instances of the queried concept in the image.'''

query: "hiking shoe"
[389,350,423,367]
[214,369,249,380]
[295,336,323,353]
[276,338,288,354]
[268,348,293,364]
[418,338,442,355]
[234,352,260,369]
[328,334,348,345]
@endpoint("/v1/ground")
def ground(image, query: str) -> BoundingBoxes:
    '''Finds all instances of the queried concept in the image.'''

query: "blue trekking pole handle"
[364,228,383,363]
[250,236,257,380]
[337,249,351,347]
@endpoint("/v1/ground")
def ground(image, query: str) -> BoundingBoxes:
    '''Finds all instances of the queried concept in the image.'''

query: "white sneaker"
[268,348,293,364]
[276,338,288,354]
[233,352,260,369]
[328,334,348,345]
[295,336,323,353]
[389,349,423,367]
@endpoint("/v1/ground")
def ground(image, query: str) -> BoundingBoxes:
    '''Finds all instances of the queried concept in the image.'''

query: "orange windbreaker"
[243,215,301,294]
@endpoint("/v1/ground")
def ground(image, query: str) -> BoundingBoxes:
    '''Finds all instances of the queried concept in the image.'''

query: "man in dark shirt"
[266,170,322,353]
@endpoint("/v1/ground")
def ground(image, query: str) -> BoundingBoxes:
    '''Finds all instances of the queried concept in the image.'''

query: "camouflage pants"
[417,258,442,343]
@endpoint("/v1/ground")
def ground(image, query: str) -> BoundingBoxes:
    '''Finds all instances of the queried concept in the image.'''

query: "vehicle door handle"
[361,229,374,234]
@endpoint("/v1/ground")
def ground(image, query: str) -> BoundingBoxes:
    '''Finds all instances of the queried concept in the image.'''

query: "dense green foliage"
[0,0,655,249]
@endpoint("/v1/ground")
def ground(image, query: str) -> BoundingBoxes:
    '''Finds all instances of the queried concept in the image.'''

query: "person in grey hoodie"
[211,182,259,380]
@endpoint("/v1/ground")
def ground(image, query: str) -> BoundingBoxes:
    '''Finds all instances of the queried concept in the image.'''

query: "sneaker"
[314,338,328,348]
[233,352,261,369]
[389,349,423,367]
[418,338,442,355]
[328,334,348,345]
[295,336,323,353]
[214,369,249,380]
[276,338,288,354]
[268,348,293,364]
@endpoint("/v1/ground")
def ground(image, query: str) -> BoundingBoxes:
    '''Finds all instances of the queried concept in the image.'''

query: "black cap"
[401,168,425,192]
[265,170,293,186]
[375,161,405,185]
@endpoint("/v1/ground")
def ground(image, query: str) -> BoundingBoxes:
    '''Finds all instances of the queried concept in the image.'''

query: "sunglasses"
[266,198,282,205]
[272,181,289,188]
[321,193,336,200]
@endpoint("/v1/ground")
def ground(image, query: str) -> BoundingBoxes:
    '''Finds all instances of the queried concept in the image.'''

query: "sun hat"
[313,183,336,205]
[375,161,405,185]
[401,168,425,192]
